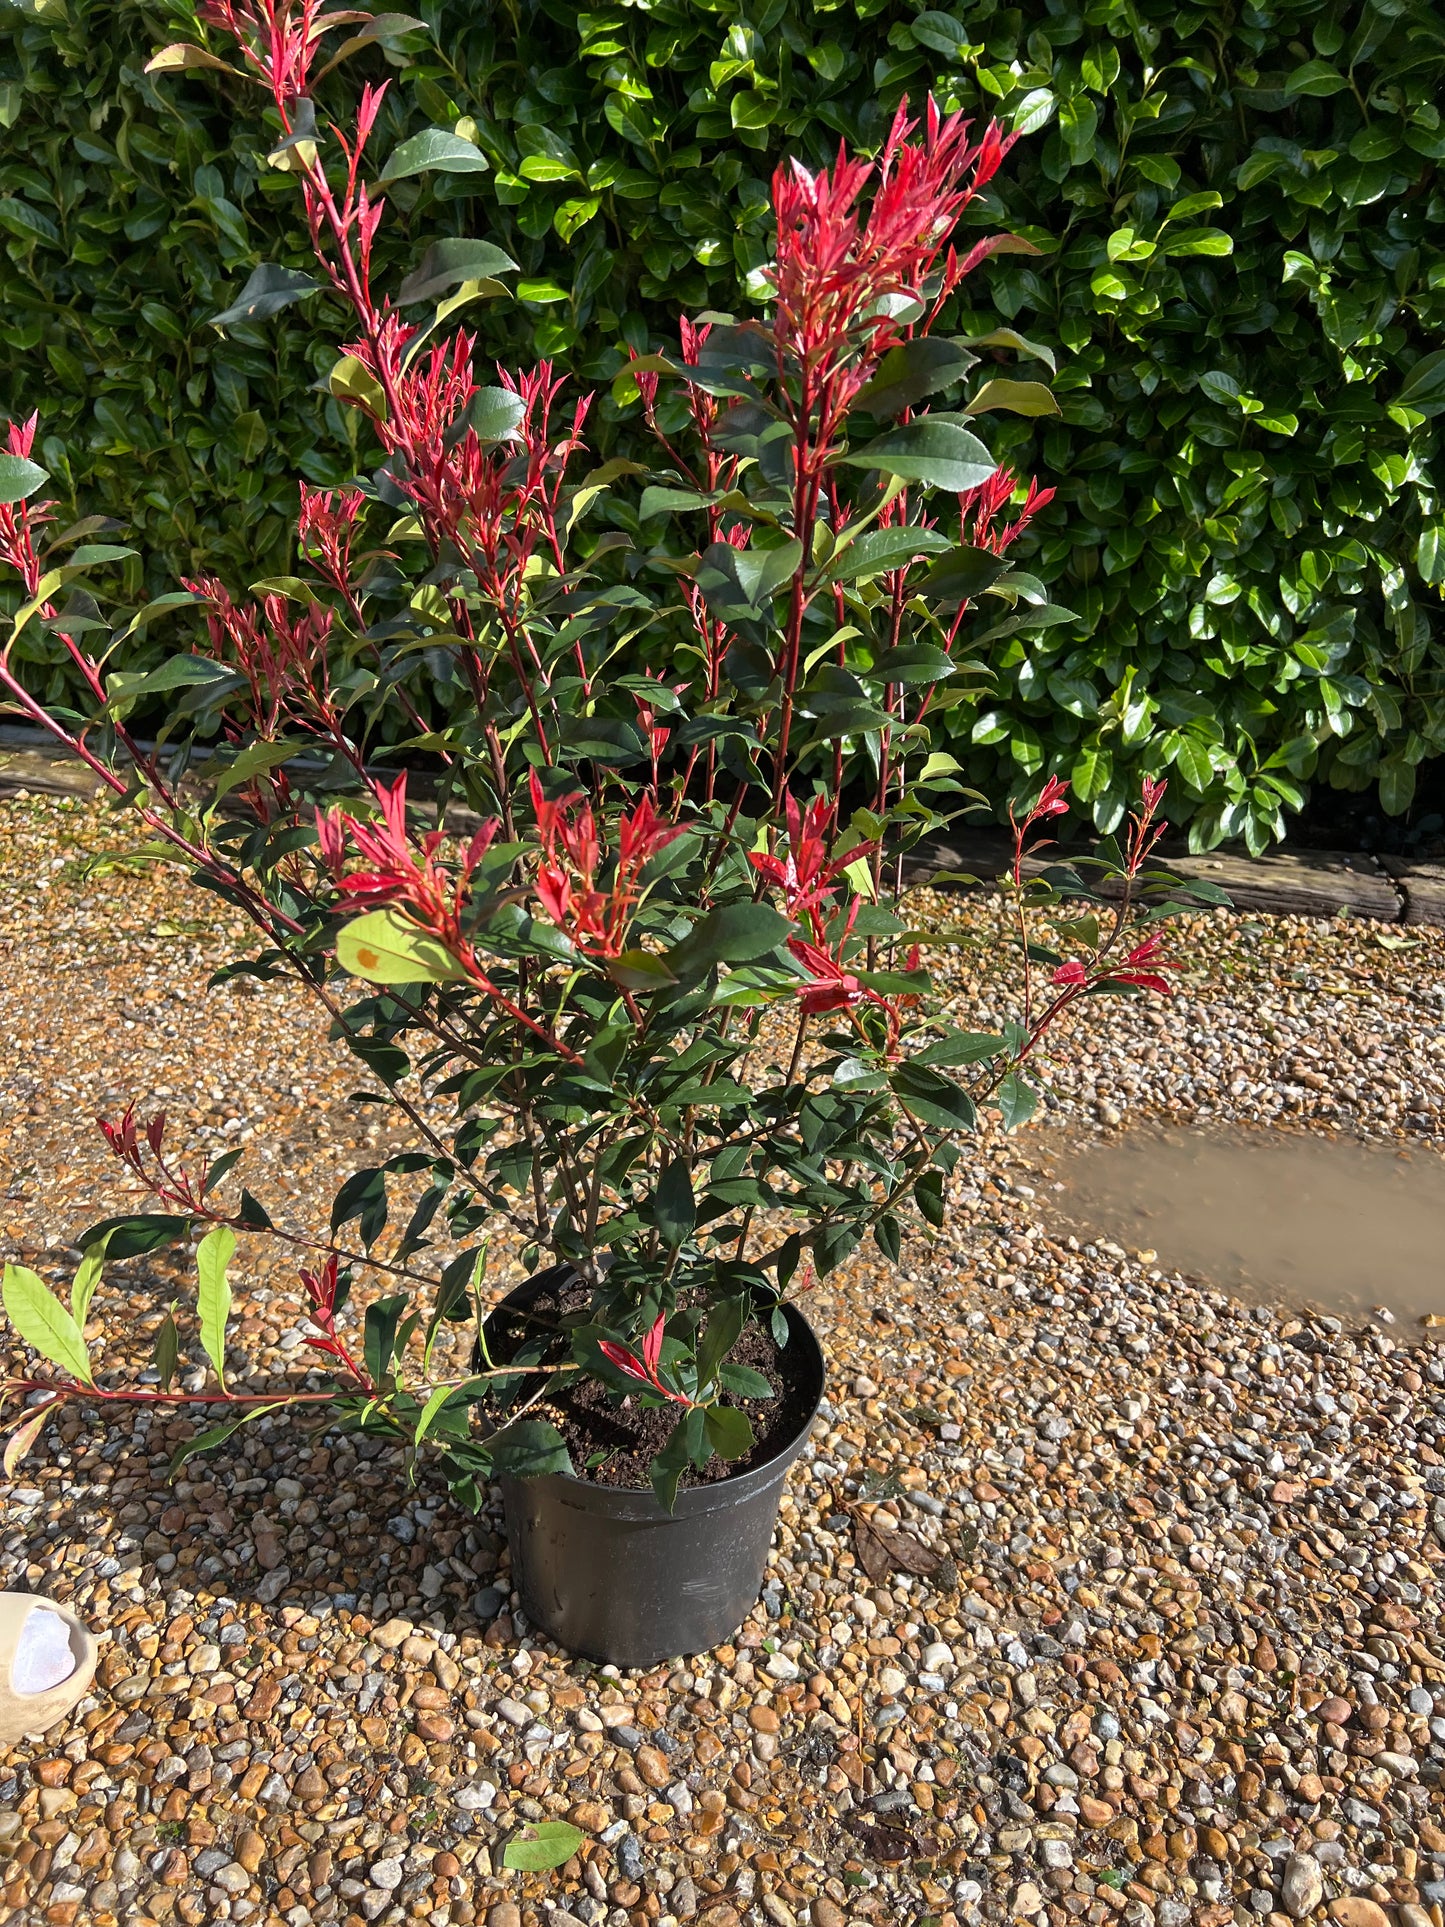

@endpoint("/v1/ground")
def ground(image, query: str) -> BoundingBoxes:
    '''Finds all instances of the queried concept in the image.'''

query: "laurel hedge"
[1,0,1443,848]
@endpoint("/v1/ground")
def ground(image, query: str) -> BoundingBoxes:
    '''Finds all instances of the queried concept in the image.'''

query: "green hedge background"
[2,0,1443,850]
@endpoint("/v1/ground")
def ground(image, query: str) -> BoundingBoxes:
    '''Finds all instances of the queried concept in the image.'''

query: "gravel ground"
[1,791,1444,1927]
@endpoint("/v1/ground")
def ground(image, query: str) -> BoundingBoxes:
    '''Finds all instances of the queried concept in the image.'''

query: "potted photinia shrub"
[0,1,1217,1666]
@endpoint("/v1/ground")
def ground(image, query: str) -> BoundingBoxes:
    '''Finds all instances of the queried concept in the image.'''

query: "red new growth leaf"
[0,413,53,596]
[530,770,682,961]
[961,468,1057,556]
[198,0,332,100]
[1107,934,1177,996]
[641,1311,665,1379]
[319,772,498,938]
[749,792,875,942]
[749,793,921,1052]
[1123,776,1170,877]
[299,1254,372,1389]
[1024,774,1070,827]
[768,97,1015,427]
[186,574,339,746]
[598,1314,691,1406]
[297,483,365,596]
[97,1105,215,1215]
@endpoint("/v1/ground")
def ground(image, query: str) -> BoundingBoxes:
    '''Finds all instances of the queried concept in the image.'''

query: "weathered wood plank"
[0,743,104,799]
[1377,857,1445,930]
[907,834,1403,922]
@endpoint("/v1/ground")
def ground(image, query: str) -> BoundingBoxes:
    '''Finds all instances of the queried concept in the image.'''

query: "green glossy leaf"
[398,238,518,305]
[379,128,490,183]
[196,1224,234,1390]
[889,1063,977,1133]
[719,1362,772,1399]
[923,545,1011,603]
[154,1308,179,1392]
[696,538,803,621]
[855,338,979,416]
[169,1403,286,1477]
[210,738,304,800]
[145,42,244,77]
[2,1264,91,1383]
[69,1242,105,1334]
[913,1168,944,1228]
[1378,758,1415,816]
[1284,59,1350,96]
[605,948,678,991]
[316,12,428,79]
[337,908,464,985]
[329,354,386,414]
[0,453,48,504]
[840,419,997,493]
[653,1160,697,1248]
[413,1375,485,1448]
[695,1292,747,1391]
[490,1420,573,1480]
[364,1292,409,1386]
[914,1032,1006,1068]
[1396,351,1445,417]
[704,1404,755,1461]
[502,1821,586,1872]
[650,1405,707,1512]
[872,645,957,685]
[78,1212,192,1258]
[638,484,727,519]
[911,12,970,57]
[667,903,791,976]
[963,327,1056,374]
[964,379,1060,417]
[996,1073,1038,1131]
[826,526,952,581]
[1160,228,1233,257]
[210,263,320,328]
[469,386,527,442]
[104,656,233,717]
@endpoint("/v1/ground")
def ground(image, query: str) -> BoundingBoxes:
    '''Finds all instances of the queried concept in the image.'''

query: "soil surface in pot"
[487,1282,817,1490]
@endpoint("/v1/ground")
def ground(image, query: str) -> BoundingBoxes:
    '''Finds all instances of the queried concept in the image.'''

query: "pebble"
[1327,1903,1394,1927]
[1280,1851,1324,1918]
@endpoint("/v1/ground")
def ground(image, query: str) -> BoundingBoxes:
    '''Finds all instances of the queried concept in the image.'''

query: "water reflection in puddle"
[1041,1126,1445,1332]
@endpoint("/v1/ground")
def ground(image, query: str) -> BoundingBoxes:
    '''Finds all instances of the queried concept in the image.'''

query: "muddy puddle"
[1041,1125,1445,1333]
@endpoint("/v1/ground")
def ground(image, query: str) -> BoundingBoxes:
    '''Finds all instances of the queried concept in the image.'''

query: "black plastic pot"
[484,1277,825,1668]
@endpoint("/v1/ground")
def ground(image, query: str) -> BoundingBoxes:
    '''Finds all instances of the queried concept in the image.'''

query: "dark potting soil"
[486,1282,817,1491]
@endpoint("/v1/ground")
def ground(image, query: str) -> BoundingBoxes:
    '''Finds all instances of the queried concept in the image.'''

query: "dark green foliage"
[2,0,1443,846]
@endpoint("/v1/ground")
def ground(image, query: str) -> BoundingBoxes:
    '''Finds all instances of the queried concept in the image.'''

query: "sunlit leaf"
[196,1224,235,1390]
[840,419,997,493]
[502,1820,586,1872]
[337,908,465,985]
[379,128,490,183]
[2,1265,91,1383]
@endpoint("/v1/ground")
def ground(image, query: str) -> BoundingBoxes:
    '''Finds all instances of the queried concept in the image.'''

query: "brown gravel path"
[0,793,1442,1927]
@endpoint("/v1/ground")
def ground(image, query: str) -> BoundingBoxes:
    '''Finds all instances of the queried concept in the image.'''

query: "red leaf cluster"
[531,770,684,962]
